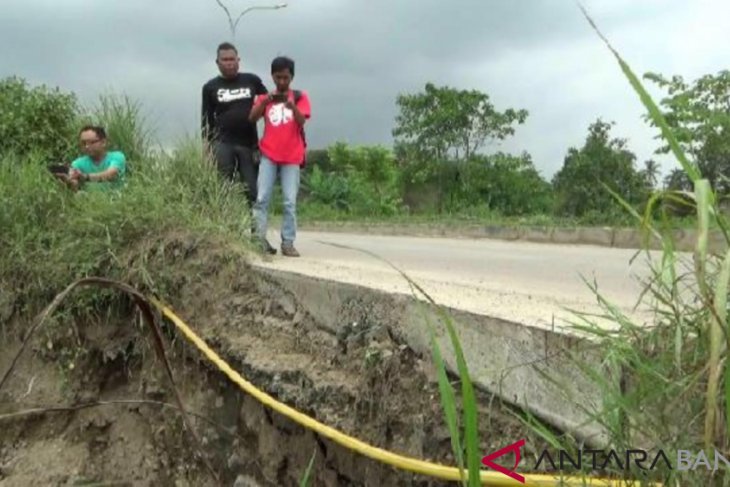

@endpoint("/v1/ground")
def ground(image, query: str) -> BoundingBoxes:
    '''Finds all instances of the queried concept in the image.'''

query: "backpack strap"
[292,90,307,168]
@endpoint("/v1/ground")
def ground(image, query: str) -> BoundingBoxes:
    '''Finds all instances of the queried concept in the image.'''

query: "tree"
[640,159,660,190]
[455,152,552,216]
[392,83,528,161]
[552,119,645,218]
[644,70,730,193]
[663,168,692,191]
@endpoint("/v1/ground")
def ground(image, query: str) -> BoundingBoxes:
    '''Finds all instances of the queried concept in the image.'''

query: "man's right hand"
[54,171,80,191]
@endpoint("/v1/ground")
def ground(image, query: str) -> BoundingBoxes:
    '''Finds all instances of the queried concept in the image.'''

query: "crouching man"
[56,125,126,192]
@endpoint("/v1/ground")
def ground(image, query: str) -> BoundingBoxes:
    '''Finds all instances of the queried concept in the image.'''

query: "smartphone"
[47,164,68,175]
[271,93,288,103]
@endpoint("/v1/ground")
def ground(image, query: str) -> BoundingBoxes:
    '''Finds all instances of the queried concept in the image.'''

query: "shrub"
[301,142,402,217]
[0,76,80,162]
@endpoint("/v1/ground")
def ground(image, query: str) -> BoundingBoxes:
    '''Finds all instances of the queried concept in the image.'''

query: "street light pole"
[213,1,288,41]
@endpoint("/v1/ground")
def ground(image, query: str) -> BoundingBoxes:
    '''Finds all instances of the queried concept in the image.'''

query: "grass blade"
[315,240,481,486]
[691,178,720,450]
[511,407,565,450]
[602,182,663,247]
[416,303,466,484]
[299,449,317,487]
[726,354,730,441]
[577,1,700,183]
[409,284,466,482]
[428,308,481,487]
[696,179,710,279]
[715,249,730,438]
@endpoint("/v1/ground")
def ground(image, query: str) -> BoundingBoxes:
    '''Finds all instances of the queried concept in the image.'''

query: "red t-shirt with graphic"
[254,90,311,165]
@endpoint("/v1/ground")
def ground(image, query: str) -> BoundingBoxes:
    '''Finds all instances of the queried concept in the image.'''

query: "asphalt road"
[252,230,665,333]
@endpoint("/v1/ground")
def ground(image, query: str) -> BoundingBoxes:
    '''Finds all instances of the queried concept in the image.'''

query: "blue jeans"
[253,155,301,245]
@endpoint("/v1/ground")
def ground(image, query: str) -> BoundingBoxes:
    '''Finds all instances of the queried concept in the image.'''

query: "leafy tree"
[0,76,80,161]
[449,152,552,215]
[640,159,660,190]
[392,82,528,161]
[644,70,730,193]
[663,168,692,191]
[552,119,645,217]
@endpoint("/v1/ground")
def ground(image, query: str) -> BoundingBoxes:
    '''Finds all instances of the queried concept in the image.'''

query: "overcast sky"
[1,0,727,181]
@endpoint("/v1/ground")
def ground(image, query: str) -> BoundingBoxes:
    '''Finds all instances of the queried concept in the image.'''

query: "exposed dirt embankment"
[0,233,546,486]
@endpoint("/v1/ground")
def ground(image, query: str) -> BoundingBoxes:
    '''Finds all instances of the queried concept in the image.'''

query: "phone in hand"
[47,164,68,176]
[271,93,288,103]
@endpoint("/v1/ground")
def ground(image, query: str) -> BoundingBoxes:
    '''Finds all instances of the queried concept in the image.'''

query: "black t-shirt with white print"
[201,73,268,147]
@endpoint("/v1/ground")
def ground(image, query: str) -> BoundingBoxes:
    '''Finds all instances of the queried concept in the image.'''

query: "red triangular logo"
[481,439,526,484]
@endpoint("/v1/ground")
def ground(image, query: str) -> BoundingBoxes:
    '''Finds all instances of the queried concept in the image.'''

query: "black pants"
[214,142,258,206]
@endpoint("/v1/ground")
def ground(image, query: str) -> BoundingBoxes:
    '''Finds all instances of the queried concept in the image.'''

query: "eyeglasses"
[79,139,101,147]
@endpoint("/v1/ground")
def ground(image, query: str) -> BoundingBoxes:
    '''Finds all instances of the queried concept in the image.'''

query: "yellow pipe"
[151,298,661,487]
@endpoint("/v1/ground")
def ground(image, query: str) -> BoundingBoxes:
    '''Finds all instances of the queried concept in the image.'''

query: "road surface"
[252,230,664,333]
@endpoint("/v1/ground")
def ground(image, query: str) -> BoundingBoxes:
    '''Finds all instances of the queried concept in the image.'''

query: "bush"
[301,142,402,217]
[0,76,80,161]
[398,152,553,216]
[301,165,350,211]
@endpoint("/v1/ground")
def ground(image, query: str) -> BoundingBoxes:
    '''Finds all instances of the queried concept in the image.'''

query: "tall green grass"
[516,4,730,485]
[0,96,256,317]
[81,93,154,162]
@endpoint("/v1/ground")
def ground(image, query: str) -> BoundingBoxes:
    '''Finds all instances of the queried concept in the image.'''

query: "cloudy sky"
[1,0,727,181]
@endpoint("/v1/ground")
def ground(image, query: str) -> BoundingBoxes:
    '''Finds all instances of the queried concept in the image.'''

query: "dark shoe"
[260,238,277,255]
[281,243,300,257]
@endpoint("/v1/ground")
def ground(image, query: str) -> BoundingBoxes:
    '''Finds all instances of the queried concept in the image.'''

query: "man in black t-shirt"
[202,42,268,213]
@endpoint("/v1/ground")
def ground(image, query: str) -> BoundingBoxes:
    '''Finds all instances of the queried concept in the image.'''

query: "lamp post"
[214,1,288,41]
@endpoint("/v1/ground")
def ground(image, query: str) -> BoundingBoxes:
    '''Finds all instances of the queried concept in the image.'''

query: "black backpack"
[293,90,308,168]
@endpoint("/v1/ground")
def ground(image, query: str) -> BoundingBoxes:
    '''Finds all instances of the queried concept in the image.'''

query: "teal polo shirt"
[70,151,127,191]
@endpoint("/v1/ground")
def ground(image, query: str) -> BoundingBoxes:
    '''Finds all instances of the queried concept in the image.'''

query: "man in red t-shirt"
[249,56,311,257]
